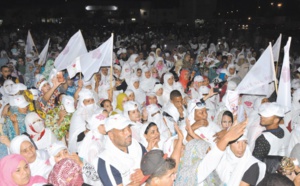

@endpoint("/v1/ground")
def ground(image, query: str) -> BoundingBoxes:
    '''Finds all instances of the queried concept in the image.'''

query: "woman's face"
[229,67,235,75]
[103,101,113,113]
[18,106,29,114]
[128,93,135,101]
[221,115,233,129]
[133,81,140,89]
[167,76,174,86]
[148,96,157,104]
[145,71,151,78]
[136,70,142,77]
[41,82,51,93]
[83,98,95,106]
[156,88,163,96]
[144,125,160,142]
[183,71,189,80]
[12,160,31,186]
[28,65,34,72]
[122,96,129,107]
[128,109,141,122]
[20,141,37,163]
[54,149,69,163]
[114,68,120,75]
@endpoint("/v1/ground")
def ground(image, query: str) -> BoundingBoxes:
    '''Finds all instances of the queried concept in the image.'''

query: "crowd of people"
[0,23,300,186]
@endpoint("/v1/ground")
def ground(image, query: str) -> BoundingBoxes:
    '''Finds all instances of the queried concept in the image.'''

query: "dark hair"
[55,93,66,105]
[170,90,182,101]
[100,99,111,107]
[1,65,9,71]
[146,158,176,184]
[257,173,294,186]
[144,122,157,135]
[223,110,233,122]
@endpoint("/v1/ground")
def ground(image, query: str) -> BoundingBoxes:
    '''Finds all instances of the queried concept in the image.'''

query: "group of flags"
[25,30,113,81]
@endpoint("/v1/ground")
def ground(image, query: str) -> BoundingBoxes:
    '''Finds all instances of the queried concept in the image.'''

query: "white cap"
[10,95,29,108]
[47,141,67,156]
[154,83,163,93]
[199,86,210,95]
[194,75,204,82]
[10,83,27,95]
[227,81,237,91]
[150,44,157,49]
[35,74,48,91]
[105,114,133,132]
[62,95,75,113]
[146,104,160,115]
[29,88,39,101]
[258,102,285,117]
[86,109,106,131]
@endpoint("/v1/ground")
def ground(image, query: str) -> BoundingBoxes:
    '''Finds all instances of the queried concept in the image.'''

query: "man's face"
[101,68,108,76]
[230,140,247,158]
[109,126,132,149]
[260,115,277,126]
[1,67,11,78]
[194,108,207,121]
[171,96,183,109]
[83,98,95,106]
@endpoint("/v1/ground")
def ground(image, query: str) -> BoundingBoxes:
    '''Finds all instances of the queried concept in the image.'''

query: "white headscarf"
[127,76,145,105]
[25,112,46,141]
[10,135,31,154]
[140,67,156,93]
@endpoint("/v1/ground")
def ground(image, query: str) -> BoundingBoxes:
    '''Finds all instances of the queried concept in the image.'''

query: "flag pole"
[110,33,114,99]
[269,42,278,94]
[275,59,279,78]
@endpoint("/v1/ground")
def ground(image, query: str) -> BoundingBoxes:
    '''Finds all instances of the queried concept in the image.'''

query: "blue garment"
[0,142,8,159]
[3,106,27,140]
[66,86,76,97]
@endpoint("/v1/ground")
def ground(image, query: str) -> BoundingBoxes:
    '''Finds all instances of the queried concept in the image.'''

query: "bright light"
[236,10,239,12]
[231,11,233,13]
[258,6,261,9]
[131,18,136,21]
[277,3,283,8]
[230,28,232,31]
[85,6,92,11]
[218,13,220,15]
[271,2,274,6]
[248,17,251,20]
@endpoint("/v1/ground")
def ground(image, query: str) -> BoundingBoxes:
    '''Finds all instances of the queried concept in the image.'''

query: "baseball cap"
[194,75,204,82]
[62,95,75,113]
[10,95,29,108]
[10,83,27,95]
[140,149,168,183]
[105,114,133,132]
[47,141,67,157]
[258,102,285,117]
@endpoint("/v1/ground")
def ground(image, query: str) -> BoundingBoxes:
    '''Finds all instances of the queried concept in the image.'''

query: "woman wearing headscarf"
[140,67,157,93]
[24,63,36,88]
[123,101,143,142]
[178,69,190,91]
[69,88,100,153]
[216,134,266,186]
[10,135,52,179]
[111,92,128,115]
[127,75,146,106]
[215,110,234,130]
[162,73,175,105]
[153,83,164,107]
[140,122,164,152]
[0,154,47,186]
[175,139,222,186]
[226,63,237,81]
[45,95,75,142]
[3,95,29,140]
[25,112,58,150]
[48,158,85,186]
[169,59,183,82]
[154,57,167,79]
[48,142,102,186]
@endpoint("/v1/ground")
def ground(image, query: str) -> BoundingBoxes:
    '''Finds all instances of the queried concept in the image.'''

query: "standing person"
[96,114,146,186]
[0,65,19,86]
[253,102,291,161]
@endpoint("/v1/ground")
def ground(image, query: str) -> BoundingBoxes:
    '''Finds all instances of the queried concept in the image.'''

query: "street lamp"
[277,3,283,8]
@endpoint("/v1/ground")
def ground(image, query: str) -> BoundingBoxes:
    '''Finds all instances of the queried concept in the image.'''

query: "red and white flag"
[25,30,37,55]
[67,57,81,79]
[38,39,50,65]
[277,37,292,113]
[54,30,87,71]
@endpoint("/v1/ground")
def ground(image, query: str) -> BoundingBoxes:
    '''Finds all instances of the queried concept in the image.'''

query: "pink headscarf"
[48,158,84,186]
[0,154,47,186]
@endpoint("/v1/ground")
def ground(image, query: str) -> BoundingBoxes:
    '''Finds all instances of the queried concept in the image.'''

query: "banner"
[272,34,282,62]
[38,39,50,65]
[25,30,36,55]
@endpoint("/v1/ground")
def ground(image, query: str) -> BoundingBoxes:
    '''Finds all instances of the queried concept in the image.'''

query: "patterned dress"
[45,106,72,141]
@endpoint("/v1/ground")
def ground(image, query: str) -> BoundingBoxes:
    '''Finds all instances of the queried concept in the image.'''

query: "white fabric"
[34,128,58,150]
[25,30,36,55]
[162,73,174,105]
[9,134,31,154]
[38,39,50,65]
[276,37,292,113]
[140,68,156,93]
[263,124,291,156]
[127,76,146,105]
[98,137,143,186]
[288,125,300,156]
[272,34,282,62]
[30,150,52,179]
[216,146,266,186]
[54,30,88,71]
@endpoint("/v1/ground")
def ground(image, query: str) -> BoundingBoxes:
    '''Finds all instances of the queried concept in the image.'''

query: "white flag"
[225,90,239,115]
[236,44,276,96]
[80,35,113,81]
[272,34,282,62]
[25,30,36,55]
[67,57,81,79]
[38,39,50,65]
[277,37,292,113]
[54,30,87,71]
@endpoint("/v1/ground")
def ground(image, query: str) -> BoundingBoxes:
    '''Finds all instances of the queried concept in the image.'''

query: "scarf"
[179,69,190,90]
[25,112,46,141]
